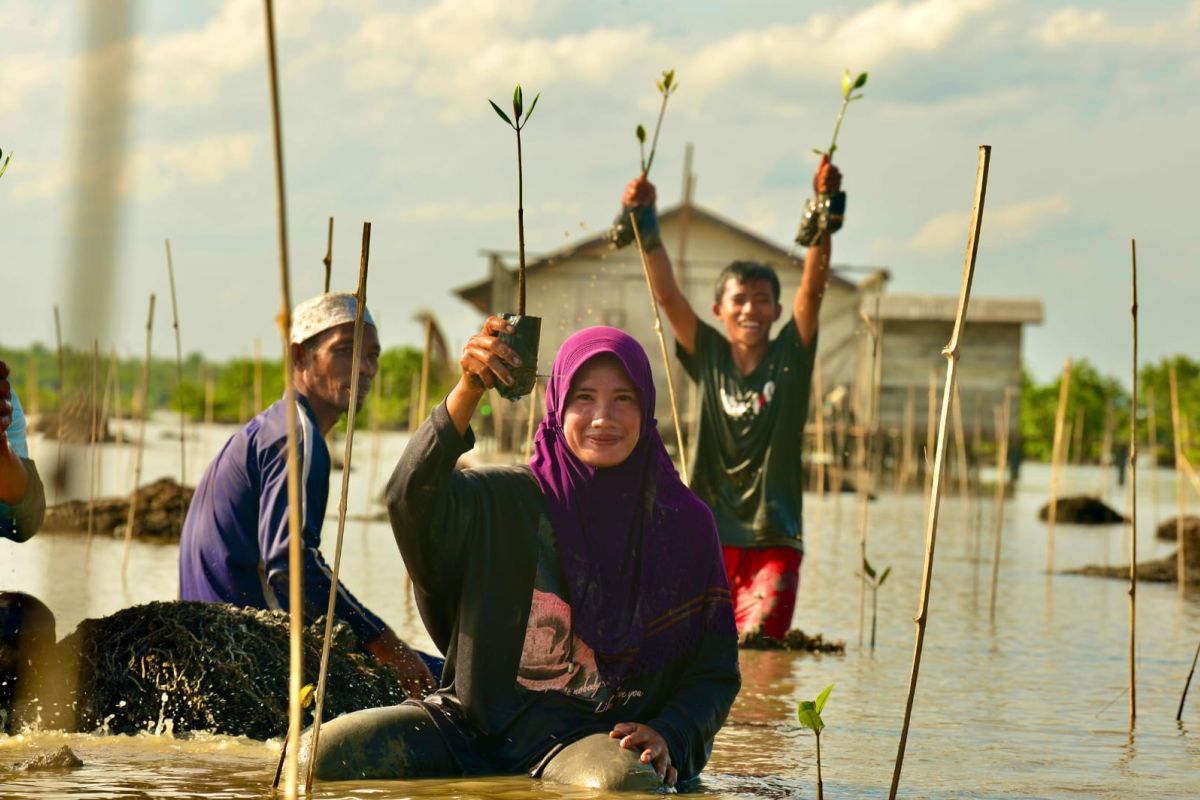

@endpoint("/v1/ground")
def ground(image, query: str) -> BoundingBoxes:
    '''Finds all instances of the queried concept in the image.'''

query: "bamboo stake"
[890,144,991,799]
[26,359,39,421]
[261,0,305,793]
[53,305,64,501]
[972,391,984,533]
[1147,386,1159,527]
[408,372,420,431]
[86,340,99,542]
[1071,404,1085,466]
[418,317,433,422]
[323,216,333,293]
[1046,357,1073,573]
[900,385,915,492]
[121,294,155,585]
[988,388,1012,624]
[1128,238,1138,729]
[630,211,688,481]
[110,346,125,492]
[524,378,539,462]
[1179,639,1200,721]
[166,239,186,524]
[306,222,372,793]
[97,348,116,504]
[1169,366,1185,594]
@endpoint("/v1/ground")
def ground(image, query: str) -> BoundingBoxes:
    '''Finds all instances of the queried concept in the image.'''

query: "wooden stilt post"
[323,216,334,293]
[890,145,991,798]
[165,239,187,526]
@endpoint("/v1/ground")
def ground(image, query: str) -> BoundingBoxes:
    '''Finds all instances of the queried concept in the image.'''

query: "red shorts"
[722,546,803,639]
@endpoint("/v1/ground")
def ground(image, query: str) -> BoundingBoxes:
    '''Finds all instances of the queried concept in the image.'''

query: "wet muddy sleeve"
[0,457,45,542]
[385,400,480,598]
[646,630,741,782]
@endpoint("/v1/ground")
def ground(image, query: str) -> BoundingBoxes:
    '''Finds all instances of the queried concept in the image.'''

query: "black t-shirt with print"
[677,318,817,551]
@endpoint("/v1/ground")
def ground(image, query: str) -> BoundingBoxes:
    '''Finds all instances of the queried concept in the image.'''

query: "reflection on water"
[2,421,1199,798]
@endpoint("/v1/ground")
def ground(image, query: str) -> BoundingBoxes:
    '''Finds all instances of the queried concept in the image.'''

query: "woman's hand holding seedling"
[447,316,523,434]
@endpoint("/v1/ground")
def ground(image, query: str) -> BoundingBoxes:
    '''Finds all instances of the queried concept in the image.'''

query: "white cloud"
[909,194,1070,253]
[122,133,258,197]
[687,0,1001,88]
[1034,3,1200,48]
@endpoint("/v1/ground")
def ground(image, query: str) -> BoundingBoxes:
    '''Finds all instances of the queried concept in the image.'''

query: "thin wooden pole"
[166,239,186,523]
[857,298,882,647]
[121,294,155,584]
[1147,386,1160,528]
[418,317,433,420]
[1169,366,1185,595]
[1071,404,1085,467]
[261,0,305,794]
[630,211,688,481]
[306,222,372,793]
[988,388,1012,623]
[323,216,334,293]
[1179,639,1200,721]
[97,347,116,504]
[86,340,99,542]
[408,372,420,431]
[53,305,64,501]
[890,144,991,799]
[924,368,937,512]
[110,346,126,493]
[1128,238,1138,729]
[1046,357,1073,573]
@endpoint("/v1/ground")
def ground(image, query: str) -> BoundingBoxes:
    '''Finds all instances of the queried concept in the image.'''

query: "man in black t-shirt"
[615,158,842,638]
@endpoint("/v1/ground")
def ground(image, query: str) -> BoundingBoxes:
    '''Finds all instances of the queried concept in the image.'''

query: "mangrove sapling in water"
[797,683,834,800]
[610,69,678,246]
[488,84,541,399]
[796,70,867,245]
[861,557,892,650]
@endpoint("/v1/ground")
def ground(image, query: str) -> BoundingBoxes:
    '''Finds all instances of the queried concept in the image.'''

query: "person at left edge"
[178,293,437,697]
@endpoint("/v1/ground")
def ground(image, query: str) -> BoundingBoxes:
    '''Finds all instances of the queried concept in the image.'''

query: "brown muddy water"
[3,418,1199,798]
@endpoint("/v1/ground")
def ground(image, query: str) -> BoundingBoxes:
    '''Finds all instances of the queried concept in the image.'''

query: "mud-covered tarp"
[3,601,409,738]
[42,478,193,539]
[738,628,846,653]
[1067,517,1200,585]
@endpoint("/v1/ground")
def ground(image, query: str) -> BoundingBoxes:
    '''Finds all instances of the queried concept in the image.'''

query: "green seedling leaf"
[841,68,852,100]
[863,557,876,580]
[879,566,892,586]
[661,68,675,93]
[524,92,540,124]
[489,99,514,128]
[512,85,523,121]
[636,124,647,143]
[854,71,869,90]
[815,683,834,714]
[797,700,824,734]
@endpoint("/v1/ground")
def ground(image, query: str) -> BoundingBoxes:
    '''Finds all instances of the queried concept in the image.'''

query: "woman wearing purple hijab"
[307,318,739,789]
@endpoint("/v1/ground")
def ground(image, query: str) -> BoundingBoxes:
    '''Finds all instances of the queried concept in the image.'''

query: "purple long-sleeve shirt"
[179,394,386,644]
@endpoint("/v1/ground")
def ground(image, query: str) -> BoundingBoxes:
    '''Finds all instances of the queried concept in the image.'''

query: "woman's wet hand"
[610,722,676,787]
[460,316,523,391]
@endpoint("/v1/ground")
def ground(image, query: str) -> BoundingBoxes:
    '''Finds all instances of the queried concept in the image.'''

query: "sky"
[1,0,1198,383]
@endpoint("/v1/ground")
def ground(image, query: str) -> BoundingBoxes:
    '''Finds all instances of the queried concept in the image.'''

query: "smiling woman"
[305,321,739,790]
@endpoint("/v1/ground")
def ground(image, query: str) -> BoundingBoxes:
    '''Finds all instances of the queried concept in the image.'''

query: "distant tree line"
[1019,355,1200,465]
[0,342,453,431]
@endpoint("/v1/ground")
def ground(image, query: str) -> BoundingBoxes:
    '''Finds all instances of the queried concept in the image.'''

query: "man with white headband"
[179,293,436,697]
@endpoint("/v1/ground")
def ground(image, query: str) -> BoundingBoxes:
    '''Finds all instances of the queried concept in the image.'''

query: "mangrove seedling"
[814,69,868,160]
[611,69,678,248]
[0,148,11,179]
[795,69,866,246]
[488,85,541,399]
[638,68,677,177]
[797,683,834,800]
[860,557,892,650]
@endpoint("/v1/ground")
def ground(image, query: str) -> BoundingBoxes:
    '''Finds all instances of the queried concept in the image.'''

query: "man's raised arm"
[619,175,700,355]
[793,157,842,348]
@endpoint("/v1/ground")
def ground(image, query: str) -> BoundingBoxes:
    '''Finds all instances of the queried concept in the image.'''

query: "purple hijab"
[529,326,734,688]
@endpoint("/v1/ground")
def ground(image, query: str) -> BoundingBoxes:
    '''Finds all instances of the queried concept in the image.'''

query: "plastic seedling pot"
[495,313,540,400]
